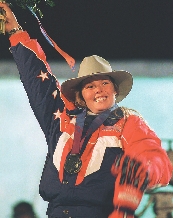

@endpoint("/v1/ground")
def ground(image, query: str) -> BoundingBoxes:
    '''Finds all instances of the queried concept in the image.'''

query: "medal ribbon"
[58,104,122,184]
[27,6,75,72]
[71,104,119,155]
[71,109,86,154]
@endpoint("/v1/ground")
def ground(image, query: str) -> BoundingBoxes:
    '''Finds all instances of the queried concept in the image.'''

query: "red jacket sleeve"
[121,115,172,188]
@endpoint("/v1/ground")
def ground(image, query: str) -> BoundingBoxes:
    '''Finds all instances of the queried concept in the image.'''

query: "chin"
[93,107,110,114]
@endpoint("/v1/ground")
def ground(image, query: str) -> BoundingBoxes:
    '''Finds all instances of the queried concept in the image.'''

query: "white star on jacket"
[37,70,49,82]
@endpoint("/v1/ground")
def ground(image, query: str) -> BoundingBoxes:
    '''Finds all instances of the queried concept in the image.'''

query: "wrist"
[9,31,30,47]
[7,25,23,36]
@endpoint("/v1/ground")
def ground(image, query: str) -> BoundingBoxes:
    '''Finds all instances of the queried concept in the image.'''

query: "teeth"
[95,97,107,102]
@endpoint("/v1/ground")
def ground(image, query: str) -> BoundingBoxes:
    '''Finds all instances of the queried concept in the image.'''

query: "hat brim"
[61,70,133,103]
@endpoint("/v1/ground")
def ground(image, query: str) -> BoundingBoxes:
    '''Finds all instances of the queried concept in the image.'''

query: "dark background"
[1,0,173,61]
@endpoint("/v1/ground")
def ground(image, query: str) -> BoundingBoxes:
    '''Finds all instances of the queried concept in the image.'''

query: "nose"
[95,85,103,93]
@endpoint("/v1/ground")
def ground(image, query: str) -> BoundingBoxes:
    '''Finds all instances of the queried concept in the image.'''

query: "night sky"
[1,0,173,61]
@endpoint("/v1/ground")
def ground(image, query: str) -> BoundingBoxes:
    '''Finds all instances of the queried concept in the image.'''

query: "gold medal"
[64,154,82,174]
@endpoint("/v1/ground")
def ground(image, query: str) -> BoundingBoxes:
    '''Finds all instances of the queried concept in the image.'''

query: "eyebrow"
[83,78,111,85]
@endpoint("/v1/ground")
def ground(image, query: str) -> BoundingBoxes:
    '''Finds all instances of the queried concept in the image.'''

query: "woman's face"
[81,75,117,114]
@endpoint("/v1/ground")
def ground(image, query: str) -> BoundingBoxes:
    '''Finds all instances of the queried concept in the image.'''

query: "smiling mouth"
[95,97,107,102]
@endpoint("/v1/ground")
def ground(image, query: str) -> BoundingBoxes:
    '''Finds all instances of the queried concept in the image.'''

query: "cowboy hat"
[61,55,133,103]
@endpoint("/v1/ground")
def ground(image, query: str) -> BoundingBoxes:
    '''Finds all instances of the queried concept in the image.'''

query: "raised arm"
[0,2,65,138]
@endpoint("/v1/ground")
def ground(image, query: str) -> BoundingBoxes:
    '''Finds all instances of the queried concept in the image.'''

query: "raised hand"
[0,2,21,33]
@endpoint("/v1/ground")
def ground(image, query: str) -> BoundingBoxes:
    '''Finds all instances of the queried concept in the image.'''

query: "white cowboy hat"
[61,55,133,103]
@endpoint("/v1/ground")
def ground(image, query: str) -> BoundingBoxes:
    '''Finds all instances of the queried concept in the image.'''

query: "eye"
[102,80,111,85]
[85,84,94,89]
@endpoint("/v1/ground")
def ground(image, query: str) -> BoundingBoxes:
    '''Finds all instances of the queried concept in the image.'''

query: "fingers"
[0,2,9,11]
[0,2,14,19]
[0,2,19,33]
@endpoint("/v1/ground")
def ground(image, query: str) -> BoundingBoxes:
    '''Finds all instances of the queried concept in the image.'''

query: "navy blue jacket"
[10,32,123,218]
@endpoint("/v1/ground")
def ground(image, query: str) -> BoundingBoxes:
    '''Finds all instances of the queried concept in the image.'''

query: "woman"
[1,2,172,218]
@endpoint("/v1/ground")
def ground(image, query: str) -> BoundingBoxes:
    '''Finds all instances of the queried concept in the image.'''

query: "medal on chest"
[64,104,118,174]
[64,154,82,174]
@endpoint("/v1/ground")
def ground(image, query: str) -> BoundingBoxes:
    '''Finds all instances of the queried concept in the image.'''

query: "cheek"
[109,85,116,95]
[81,90,88,102]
